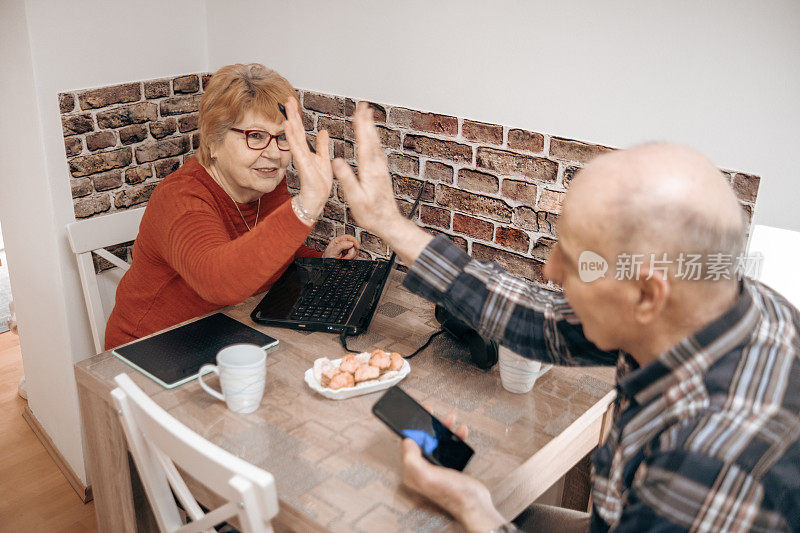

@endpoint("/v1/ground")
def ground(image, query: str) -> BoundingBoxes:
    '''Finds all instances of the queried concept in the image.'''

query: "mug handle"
[197,364,225,401]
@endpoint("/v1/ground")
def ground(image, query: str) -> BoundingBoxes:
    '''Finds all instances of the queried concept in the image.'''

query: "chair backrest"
[111,373,279,533]
[66,207,145,353]
[747,224,800,308]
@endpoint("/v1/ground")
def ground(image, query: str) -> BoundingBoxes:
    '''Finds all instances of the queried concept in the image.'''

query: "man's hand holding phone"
[400,408,507,533]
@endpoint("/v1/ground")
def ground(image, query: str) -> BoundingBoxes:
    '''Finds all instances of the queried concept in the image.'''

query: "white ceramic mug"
[498,346,552,394]
[198,344,266,413]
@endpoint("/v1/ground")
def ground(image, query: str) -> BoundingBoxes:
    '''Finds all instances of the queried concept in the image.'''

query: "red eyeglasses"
[230,128,290,151]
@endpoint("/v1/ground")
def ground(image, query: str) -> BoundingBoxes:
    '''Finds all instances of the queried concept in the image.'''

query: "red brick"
[420,205,451,229]
[59,93,75,113]
[71,177,92,198]
[311,218,339,239]
[191,133,201,151]
[69,148,132,177]
[477,147,557,181]
[150,118,177,139]
[424,161,454,183]
[201,74,212,89]
[332,139,355,160]
[472,242,544,283]
[513,207,558,237]
[507,129,544,152]
[160,94,203,116]
[495,226,530,252]
[125,165,151,185]
[462,120,502,144]
[403,135,472,163]
[457,169,499,194]
[438,186,512,222]
[318,116,353,140]
[323,201,345,222]
[134,137,190,164]
[302,111,314,131]
[453,213,493,240]
[732,173,760,203]
[285,167,300,189]
[549,137,614,164]
[114,183,158,208]
[538,189,566,214]
[389,108,458,136]
[91,170,123,191]
[96,102,158,128]
[154,157,181,179]
[173,75,199,94]
[361,231,388,255]
[501,179,538,204]
[64,137,82,157]
[178,114,199,133]
[377,126,401,149]
[62,114,94,136]
[303,92,355,117]
[86,131,117,151]
[392,175,434,202]
[144,79,170,99]
[119,124,148,145]
[74,194,111,218]
[78,82,141,110]
[388,153,420,176]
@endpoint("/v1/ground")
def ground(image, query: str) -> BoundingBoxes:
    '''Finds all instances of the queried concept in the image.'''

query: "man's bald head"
[561,143,745,278]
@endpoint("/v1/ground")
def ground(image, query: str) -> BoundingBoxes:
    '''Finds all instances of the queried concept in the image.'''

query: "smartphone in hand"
[372,386,475,471]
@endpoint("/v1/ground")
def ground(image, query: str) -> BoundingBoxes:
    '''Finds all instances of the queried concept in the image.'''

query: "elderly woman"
[104,63,357,349]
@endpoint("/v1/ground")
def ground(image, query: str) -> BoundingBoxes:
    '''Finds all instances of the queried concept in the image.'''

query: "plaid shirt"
[403,235,800,532]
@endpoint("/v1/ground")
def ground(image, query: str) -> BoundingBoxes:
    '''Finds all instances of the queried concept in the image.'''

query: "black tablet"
[112,313,279,389]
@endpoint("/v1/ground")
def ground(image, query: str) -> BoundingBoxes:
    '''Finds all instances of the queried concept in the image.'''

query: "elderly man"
[332,103,799,532]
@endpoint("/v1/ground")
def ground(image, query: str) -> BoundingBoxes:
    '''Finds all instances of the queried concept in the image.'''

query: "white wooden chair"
[66,207,145,353]
[111,373,279,533]
[747,224,800,308]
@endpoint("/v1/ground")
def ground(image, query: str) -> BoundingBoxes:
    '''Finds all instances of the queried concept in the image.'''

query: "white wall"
[207,0,800,232]
[0,0,208,484]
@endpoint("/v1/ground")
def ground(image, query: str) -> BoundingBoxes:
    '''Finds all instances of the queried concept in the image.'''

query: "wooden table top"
[75,270,615,532]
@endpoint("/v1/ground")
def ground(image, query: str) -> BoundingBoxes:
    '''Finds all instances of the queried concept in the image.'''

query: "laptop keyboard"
[289,260,379,324]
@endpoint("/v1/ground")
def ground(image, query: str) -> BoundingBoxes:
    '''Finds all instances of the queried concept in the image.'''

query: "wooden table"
[75,271,616,532]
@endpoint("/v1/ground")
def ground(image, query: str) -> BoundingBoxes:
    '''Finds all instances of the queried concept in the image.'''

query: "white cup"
[498,346,552,394]
[198,344,266,413]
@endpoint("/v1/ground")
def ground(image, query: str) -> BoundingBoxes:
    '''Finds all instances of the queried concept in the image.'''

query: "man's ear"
[633,271,670,324]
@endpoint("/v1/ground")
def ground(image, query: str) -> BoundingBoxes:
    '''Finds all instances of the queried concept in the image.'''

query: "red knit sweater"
[104,157,320,349]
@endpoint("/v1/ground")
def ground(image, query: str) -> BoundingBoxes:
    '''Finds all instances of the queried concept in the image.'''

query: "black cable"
[338,330,361,353]
[339,328,446,358]
[404,329,445,359]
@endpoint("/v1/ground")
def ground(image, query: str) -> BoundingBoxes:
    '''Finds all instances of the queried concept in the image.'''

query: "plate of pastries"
[304,349,410,400]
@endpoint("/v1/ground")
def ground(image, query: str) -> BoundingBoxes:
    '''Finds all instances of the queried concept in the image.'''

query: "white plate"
[304,356,410,400]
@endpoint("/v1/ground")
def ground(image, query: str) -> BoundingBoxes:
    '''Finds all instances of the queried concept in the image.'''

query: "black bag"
[434,305,498,370]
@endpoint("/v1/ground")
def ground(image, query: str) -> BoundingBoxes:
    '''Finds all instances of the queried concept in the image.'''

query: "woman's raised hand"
[283,98,332,219]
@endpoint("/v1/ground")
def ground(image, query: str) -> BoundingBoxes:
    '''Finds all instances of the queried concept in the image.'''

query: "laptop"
[251,183,426,335]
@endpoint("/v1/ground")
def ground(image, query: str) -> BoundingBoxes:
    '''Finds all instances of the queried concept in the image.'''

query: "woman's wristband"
[292,196,319,224]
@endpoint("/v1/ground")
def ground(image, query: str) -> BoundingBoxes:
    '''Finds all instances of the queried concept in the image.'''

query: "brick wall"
[59,76,760,282]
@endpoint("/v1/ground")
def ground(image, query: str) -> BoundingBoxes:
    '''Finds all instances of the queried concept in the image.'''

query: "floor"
[0,246,11,334]
[0,331,98,532]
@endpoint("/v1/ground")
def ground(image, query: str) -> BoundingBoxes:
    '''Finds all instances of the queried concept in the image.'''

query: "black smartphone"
[372,386,475,471]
